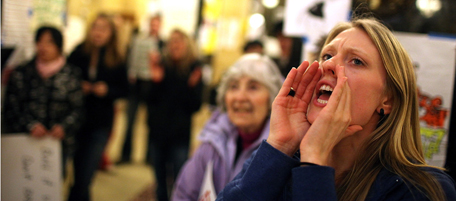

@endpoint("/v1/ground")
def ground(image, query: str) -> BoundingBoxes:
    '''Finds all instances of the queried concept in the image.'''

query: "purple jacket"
[171,110,271,201]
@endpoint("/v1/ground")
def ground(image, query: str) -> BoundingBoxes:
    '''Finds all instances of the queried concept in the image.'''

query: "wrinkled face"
[36,31,60,62]
[225,75,270,133]
[90,18,113,47]
[168,31,187,61]
[307,28,388,129]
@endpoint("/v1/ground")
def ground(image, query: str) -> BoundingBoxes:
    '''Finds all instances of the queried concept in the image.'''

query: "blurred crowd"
[1,11,304,201]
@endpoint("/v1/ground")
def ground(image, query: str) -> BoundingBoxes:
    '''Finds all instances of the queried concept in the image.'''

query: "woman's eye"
[248,84,259,91]
[352,58,364,66]
[228,84,238,90]
[322,54,332,61]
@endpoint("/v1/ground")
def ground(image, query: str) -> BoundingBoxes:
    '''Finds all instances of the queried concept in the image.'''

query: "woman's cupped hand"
[267,61,321,156]
[267,61,362,163]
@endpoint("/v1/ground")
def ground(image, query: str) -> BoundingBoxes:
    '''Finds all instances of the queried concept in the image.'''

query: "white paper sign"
[198,160,216,201]
[161,0,200,38]
[395,32,456,167]
[284,0,351,37]
[2,134,62,201]
[284,0,351,60]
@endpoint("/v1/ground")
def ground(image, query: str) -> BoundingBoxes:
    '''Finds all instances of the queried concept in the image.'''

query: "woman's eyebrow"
[346,47,368,57]
[247,79,260,84]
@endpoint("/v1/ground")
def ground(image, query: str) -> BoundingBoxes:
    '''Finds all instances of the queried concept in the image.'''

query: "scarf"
[36,56,66,79]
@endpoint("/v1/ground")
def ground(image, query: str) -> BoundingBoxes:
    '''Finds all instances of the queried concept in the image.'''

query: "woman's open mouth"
[317,84,334,104]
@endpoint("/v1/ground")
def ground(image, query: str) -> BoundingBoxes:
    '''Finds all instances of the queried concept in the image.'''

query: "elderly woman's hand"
[267,61,321,156]
[299,65,362,165]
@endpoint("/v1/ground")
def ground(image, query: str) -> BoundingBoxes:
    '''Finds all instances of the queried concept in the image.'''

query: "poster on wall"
[395,32,456,167]
[1,0,33,47]
[30,0,67,30]
[2,0,67,69]
[2,134,62,201]
[160,0,199,38]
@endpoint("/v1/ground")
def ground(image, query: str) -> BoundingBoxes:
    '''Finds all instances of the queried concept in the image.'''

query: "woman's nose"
[321,57,337,77]
[233,88,249,101]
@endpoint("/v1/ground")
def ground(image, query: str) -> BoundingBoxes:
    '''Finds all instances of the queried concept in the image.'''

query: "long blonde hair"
[326,18,446,201]
[83,13,124,68]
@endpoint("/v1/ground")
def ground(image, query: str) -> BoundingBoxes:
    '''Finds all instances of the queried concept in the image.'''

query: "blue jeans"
[149,140,189,201]
[67,126,111,201]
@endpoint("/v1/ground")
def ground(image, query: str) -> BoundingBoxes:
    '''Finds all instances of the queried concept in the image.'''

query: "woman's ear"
[378,95,393,115]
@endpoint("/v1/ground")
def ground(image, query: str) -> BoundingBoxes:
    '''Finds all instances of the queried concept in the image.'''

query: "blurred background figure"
[271,21,303,77]
[119,14,165,164]
[2,26,83,177]
[306,34,328,63]
[148,29,204,201]
[67,13,129,201]
[242,40,264,54]
[171,53,283,201]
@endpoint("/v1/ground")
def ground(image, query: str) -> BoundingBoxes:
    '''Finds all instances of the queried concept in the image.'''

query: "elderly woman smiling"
[171,53,284,201]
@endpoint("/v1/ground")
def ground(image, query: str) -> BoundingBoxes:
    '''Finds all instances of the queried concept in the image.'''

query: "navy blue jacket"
[216,141,456,201]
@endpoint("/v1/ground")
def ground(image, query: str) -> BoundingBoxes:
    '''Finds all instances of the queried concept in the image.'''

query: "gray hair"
[216,53,284,111]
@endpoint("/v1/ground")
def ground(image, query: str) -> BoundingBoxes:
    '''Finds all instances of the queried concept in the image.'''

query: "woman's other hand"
[49,124,65,139]
[267,61,321,156]
[30,123,48,138]
[92,81,108,97]
[81,81,93,95]
[188,67,202,87]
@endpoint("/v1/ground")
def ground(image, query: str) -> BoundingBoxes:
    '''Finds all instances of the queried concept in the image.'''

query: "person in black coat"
[67,13,128,201]
[271,21,303,77]
[2,26,83,177]
[148,29,203,201]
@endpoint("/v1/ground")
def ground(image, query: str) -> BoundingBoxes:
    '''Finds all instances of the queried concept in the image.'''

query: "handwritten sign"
[198,160,216,201]
[2,134,62,201]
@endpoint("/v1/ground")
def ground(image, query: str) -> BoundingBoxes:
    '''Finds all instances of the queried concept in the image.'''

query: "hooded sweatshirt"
[171,109,270,201]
